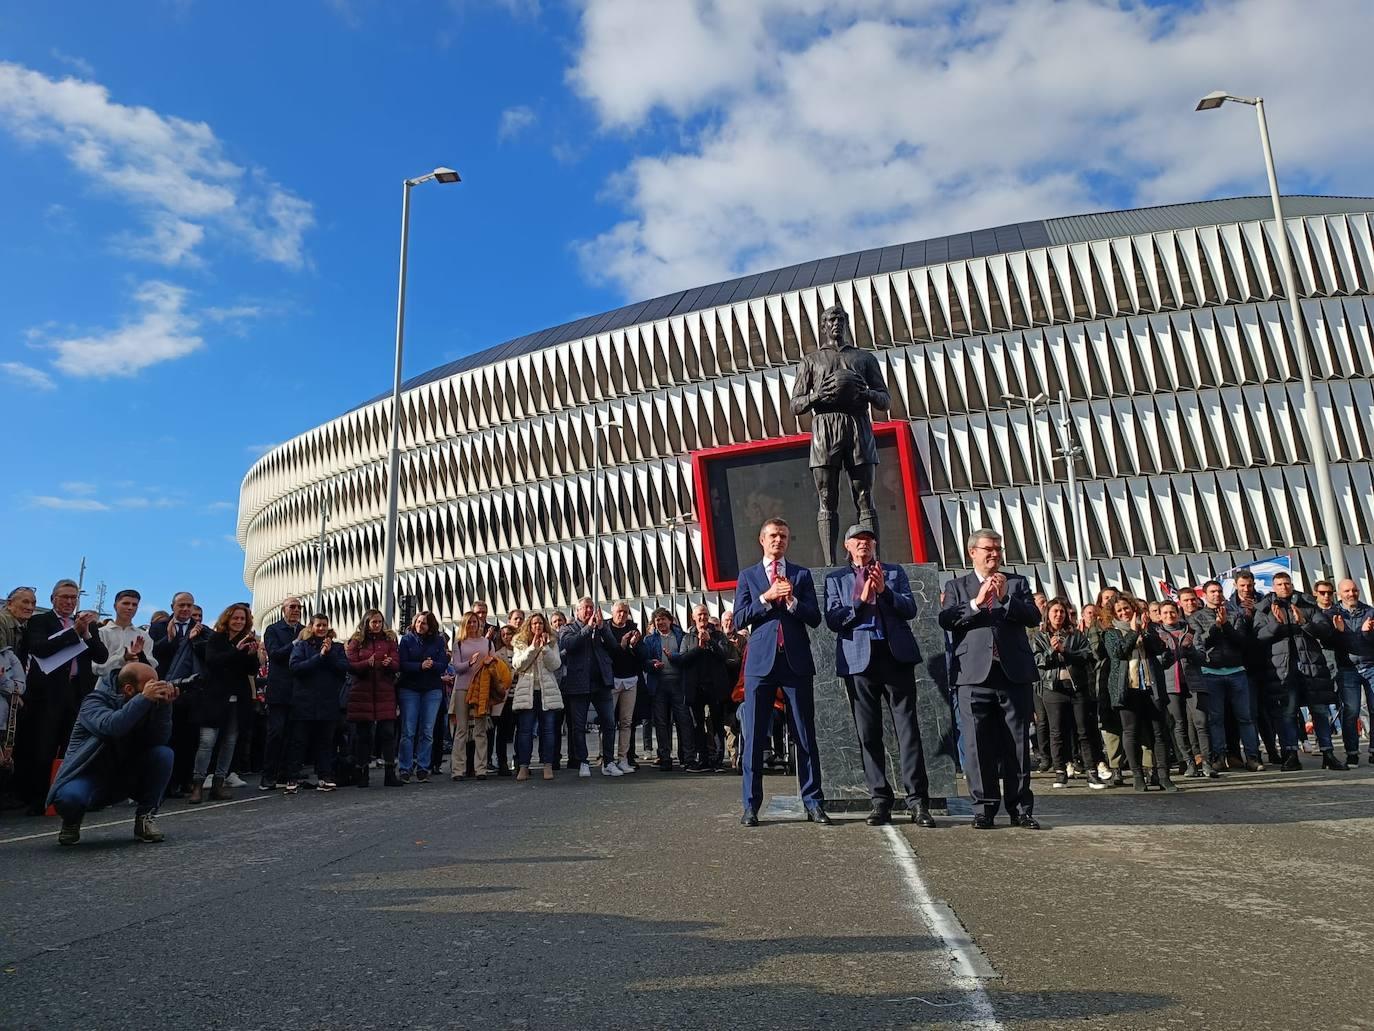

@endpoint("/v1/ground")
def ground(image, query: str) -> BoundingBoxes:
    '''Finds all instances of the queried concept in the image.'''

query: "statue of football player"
[789,305,891,565]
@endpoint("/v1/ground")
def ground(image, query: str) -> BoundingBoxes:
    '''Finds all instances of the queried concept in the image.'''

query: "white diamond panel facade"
[237,198,1374,629]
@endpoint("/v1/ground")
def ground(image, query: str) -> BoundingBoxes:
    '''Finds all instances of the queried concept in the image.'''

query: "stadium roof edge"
[347,194,1374,413]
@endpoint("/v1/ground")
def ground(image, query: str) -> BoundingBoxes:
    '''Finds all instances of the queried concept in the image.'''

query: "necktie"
[772,562,785,648]
[984,583,1001,662]
[62,615,78,676]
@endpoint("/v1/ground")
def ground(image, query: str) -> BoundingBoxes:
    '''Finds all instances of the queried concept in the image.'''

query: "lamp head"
[432,167,461,184]
[1195,91,1229,111]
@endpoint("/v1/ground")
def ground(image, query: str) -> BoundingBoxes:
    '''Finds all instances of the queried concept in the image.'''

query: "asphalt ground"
[2,757,1371,1030]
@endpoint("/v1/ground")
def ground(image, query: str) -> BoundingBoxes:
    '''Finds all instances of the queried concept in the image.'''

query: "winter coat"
[398,631,449,693]
[198,630,260,729]
[1030,629,1094,694]
[1188,606,1251,670]
[679,627,735,703]
[262,619,303,705]
[1156,623,1204,694]
[1102,623,1170,708]
[46,672,172,809]
[345,633,399,722]
[1253,593,1335,692]
[1328,600,1374,669]
[0,608,27,656]
[511,641,563,711]
[466,659,512,719]
[288,636,350,721]
[557,620,617,696]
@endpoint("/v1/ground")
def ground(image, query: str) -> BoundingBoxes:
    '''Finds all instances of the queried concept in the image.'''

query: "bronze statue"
[790,305,891,564]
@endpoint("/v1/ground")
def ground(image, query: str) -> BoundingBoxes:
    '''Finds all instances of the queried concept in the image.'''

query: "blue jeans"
[397,688,443,773]
[1202,672,1259,761]
[53,744,173,820]
[515,696,559,768]
[1338,667,1374,755]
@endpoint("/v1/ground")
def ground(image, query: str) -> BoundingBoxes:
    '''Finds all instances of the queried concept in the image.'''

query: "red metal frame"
[691,420,925,591]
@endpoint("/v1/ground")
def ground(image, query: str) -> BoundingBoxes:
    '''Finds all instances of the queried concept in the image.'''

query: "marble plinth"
[807,563,957,810]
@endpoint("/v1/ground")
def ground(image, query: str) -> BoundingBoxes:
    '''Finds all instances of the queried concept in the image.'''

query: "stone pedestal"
[807,563,957,811]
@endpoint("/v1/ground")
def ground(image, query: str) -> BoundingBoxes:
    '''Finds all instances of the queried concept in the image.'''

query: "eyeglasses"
[1316,588,1333,594]
[973,545,1003,553]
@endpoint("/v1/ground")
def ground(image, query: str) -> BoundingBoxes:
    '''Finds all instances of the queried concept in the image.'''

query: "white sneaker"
[617,760,636,774]
[602,762,623,777]
[1065,763,1079,778]
[225,773,248,788]
[578,762,591,778]
[1096,762,1111,781]
[202,774,214,788]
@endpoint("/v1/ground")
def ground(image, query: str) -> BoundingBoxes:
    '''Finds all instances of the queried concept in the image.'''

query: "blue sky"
[2,0,1370,621]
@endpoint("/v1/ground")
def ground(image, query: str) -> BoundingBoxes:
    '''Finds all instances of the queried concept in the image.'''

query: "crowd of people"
[0,522,1370,844]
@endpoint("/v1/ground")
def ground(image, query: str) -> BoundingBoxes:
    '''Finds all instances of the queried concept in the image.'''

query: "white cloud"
[0,61,313,268]
[205,500,236,511]
[498,104,537,142]
[245,442,278,457]
[60,481,98,495]
[569,0,1374,300]
[46,281,203,378]
[29,495,110,512]
[50,50,95,78]
[1,362,56,391]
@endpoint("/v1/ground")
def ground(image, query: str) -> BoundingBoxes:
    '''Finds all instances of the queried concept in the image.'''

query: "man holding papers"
[16,579,107,814]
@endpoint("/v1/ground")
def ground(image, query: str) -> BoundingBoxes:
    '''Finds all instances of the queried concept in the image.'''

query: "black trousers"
[845,639,929,804]
[16,692,78,811]
[1119,691,1170,772]
[957,666,1033,819]
[1165,692,1210,763]
[263,703,292,781]
[1041,687,1094,773]
[689,690,727,766]
[653,680,693,765]
[287,719,335,781]
[352,719,396,767]
[170,704,199,790]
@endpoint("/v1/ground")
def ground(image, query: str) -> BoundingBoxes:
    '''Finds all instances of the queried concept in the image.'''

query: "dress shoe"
[804,804,833,825]
[1281,751,1302,772]
[1321,750,1349,771]
[1012,813,1041,830]
[971,814,995,830]
[866,803,892,826]
[740,810,759,827]
[909,801,937,828]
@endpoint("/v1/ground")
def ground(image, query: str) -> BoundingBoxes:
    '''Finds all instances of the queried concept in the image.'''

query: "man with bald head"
[48,662,177,846]
[1330,579,1374,766]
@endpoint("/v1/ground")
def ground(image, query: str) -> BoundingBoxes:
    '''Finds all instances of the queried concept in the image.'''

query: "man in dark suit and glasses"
[939,529,1042,830]
[824,525,937,828]
[732,516,829,827]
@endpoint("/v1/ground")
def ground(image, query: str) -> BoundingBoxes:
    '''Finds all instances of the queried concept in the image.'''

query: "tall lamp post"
[590,416,623,613]
[1195,92,1345,581]
[1054,391,1091,602]
[1009,392,1055,591]
[382,166,461,627]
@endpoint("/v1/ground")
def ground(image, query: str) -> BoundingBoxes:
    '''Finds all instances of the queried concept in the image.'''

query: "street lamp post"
[1055,391,1091,602]
[382,167,460,627]
[590,416,623,613]
[1195,92,1345,581]
[314,495,331,614]
[1010,392,1055,592]
[664,511,696,624]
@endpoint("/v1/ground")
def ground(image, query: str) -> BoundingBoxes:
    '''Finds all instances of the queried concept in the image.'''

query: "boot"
[383,763,404,787]
[1281,750,1302,772]
[188,780,204,805]
[1110,768,1124,787]
[515,765,530,782]
[1156,766,1180,793]
[133,813,165,843]
[1321,750,1349,771]
[1132,770,1148,792]
[210,775,232,801]
[356,764,370,788]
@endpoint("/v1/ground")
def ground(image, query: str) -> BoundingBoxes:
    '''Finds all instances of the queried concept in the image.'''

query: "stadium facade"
[237,196,1374,630]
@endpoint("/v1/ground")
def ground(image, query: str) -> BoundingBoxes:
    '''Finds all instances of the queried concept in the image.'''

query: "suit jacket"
[824,563,921,676]
[938,571,1039,686]
[557,620,617,696]
[733,558,820,679]
[24,610,110,708]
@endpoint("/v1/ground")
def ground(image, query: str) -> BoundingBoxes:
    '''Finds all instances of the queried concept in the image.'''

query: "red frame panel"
[690,420,925,591]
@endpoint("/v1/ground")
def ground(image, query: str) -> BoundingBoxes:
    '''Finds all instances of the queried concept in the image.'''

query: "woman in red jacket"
[345,609,402,788]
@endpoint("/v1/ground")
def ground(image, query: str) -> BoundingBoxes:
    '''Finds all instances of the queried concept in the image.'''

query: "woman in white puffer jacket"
[511,612,563,782]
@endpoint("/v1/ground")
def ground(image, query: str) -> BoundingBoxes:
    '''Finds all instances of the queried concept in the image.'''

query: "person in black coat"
[149,591,208,798]
[284,613,349,793]
[938,530,1042,830]
[17,579,109,814]
[259,597,304,790]
[679,604,735,772]
[190,604,260,803]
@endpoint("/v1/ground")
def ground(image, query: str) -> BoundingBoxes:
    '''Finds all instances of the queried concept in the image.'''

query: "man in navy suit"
[938,529,1042,830]
[732,516,828,827]
[824,525,936,828]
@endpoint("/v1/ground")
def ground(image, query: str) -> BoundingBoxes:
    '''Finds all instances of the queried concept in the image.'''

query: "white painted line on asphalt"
[0,796,265,845]
[881,823,1004,1030]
